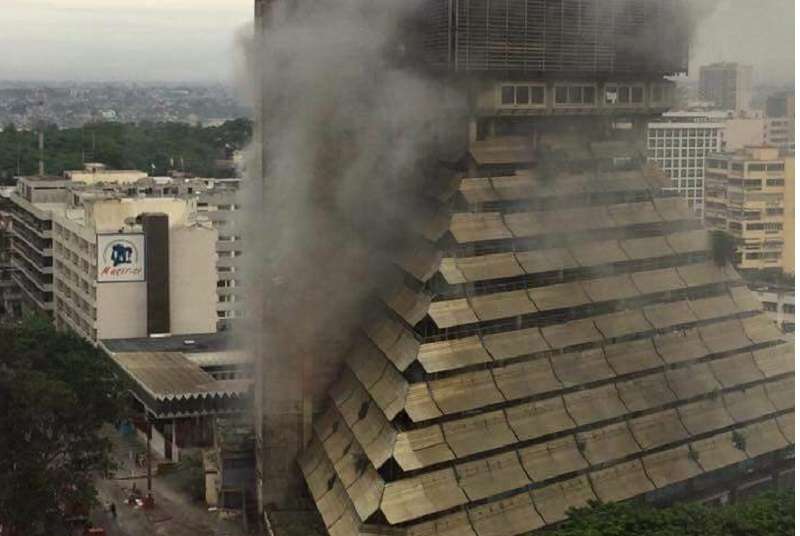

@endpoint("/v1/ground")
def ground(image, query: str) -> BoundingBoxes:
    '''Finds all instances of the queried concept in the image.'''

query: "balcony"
[11,271,53,311]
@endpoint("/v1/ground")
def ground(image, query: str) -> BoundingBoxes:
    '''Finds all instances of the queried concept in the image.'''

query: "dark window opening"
[515,85,530,104]
[501,85,514,105]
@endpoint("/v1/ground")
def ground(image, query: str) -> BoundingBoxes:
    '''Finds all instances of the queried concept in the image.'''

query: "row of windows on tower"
[499,83,669,107]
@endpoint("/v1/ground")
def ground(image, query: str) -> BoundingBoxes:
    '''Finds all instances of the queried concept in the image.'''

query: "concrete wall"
[169,225,218,335]
[89,197,191,233]
[722,118,765,151]
[96,281,148,339]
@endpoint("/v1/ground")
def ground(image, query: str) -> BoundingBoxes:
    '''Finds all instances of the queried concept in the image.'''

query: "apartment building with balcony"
[7,176,68,316]
[705,147,794,274]
[0,188,22,322]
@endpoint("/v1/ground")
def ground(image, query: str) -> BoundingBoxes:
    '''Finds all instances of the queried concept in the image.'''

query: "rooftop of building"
[710,146,785,162]
[17,175,71,185]
[700,62,751,69]
[102,331,238,354]
[110,351,249,400]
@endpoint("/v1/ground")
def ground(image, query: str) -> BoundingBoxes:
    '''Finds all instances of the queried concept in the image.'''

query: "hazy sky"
[0,0,794,85]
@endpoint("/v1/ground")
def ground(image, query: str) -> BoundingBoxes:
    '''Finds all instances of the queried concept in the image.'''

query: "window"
[731,163,744,171]
[605,86,618,104]
[783,304,794,314]
[501,86,514,105]
[530,86,545,104]
[766,179,784,187]
[555,85,595,105]
[618,86,630,103]
[748,163,765,172]
[764,301,778,312]
[515,85,530,104]
[568,86,581,103]
[746,223,764,231]
[766,208,784,216]
[631,86,644,103]
[767,163,784,172]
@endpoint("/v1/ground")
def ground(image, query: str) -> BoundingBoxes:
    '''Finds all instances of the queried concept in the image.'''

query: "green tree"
[0,317,124,535]
[551,490,793,536]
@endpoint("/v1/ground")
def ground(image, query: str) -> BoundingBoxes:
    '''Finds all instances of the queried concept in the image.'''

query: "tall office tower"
[699,62,753,113]
[705,147,795,275]
[253,1,794,534]
[647,118,724,217]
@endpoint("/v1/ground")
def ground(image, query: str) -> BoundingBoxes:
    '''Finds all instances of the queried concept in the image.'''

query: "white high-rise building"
[646,118,724,217]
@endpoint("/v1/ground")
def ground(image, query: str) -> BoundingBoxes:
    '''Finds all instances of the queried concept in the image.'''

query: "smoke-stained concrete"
[237,0,465,510]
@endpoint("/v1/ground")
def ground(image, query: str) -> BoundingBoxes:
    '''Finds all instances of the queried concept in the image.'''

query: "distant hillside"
[0,118,252,180]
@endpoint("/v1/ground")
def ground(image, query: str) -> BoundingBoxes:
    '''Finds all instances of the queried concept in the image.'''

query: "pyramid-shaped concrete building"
[253,1,795,533]
[299,146,794,536]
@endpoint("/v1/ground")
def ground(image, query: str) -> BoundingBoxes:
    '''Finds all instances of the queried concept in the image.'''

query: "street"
[89,427,250,536]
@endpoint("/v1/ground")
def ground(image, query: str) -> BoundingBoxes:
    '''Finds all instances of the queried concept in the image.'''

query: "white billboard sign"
[97,234,146,283]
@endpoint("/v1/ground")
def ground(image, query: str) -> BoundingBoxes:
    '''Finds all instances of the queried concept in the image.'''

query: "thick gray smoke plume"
[237,0,464,412]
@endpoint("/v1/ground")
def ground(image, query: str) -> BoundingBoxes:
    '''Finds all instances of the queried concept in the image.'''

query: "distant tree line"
[0,118,252,182]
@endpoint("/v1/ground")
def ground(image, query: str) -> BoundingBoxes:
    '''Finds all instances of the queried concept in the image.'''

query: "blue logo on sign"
[110,243,134,266]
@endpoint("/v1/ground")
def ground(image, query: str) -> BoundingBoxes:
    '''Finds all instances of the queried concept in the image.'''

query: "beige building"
[723,117,768,151]
[51,194,218,341]
[197,177,244,329]
[8,170,219,342]
[705,146,792,273]
[8,165,242,334]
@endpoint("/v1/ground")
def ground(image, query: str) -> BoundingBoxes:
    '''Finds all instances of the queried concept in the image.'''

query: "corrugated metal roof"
[111,352,249,401]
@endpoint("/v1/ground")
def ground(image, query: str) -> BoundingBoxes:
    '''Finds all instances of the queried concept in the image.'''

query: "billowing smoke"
[236,0,465,414]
